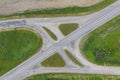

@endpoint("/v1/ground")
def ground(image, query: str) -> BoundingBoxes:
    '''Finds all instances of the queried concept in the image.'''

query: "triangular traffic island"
[41,53,65,67]
[59,23,78,36]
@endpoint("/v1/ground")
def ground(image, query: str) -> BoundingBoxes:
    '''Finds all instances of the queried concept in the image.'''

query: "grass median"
[80,15,120,66]
[43,27,57,40]
[0,0,116,20]
[65,50,82,66]
[0,28,43,76]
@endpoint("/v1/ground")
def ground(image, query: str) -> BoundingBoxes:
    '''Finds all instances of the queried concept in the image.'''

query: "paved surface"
[0,0,120,80]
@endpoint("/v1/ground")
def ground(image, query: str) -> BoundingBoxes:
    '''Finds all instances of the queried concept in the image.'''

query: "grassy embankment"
[0,0,116,20]
[41,53,65,67]
[24,73,120,80]
[80,15,120,66]
[59,23,78,36]
[0,29,43,76]
[43,27,57,40]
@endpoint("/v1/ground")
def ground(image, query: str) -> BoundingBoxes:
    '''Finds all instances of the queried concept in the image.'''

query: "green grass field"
[0,0,116,20]
[41,53,65,67]
[59,23,78,36]
[65,50,82,66]
[24,73,120,80]
[80,15,120,66]
[43,27,57,40]
[0,29,43,76]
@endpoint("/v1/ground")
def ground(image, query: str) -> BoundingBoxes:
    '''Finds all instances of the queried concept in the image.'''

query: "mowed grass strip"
[59,23,78,36]
[0,0,116,20]
[80,15,120,66]
[24,73,120,80]
[65,50,82,66]
[0,29,43,76]
[43,27,57,40]
[41,53,65,67]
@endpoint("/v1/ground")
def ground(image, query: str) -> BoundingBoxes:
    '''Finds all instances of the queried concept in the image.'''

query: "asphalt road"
[0,0,120,80]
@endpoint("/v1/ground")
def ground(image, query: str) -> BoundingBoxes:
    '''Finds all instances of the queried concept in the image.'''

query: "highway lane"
[1,1,120,80]
[27,67,120,77]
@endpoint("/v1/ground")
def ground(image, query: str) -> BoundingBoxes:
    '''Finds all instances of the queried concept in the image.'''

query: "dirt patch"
[0,0,103,15]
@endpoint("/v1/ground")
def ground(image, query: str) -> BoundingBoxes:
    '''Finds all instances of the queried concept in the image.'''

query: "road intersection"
[0,0,120,80]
